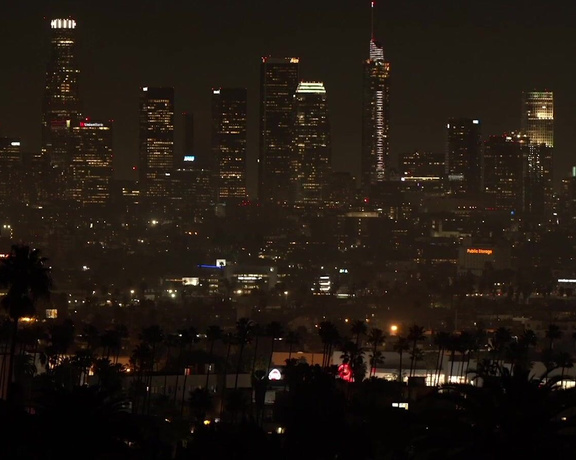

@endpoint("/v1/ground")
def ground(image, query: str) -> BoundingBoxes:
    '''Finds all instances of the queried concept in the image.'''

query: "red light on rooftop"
[132,166,137,171]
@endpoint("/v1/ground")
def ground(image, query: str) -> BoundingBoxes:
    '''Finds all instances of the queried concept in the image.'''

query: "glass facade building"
[212,88,248,201]
[292,82,331,205]
[71,120,113,207]
[42,18,81,167]
[259,57,300,203]
[139,87,174,210]
[361,31,390,187]
[446,118,482,195]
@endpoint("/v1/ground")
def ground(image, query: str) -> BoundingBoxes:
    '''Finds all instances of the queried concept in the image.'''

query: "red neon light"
[338,363,353,382]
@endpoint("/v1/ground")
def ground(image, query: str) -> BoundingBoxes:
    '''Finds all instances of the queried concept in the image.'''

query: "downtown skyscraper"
[139,87,174,213]
[41,18,82,203]
[70,119,113,208]
[259,56,300,203]
[361,2,390,188]
[0,138,22,207]
[483,133,528,212]
[212,88,248,202]
[42,18,81,167]
[521,90,554,214]
[445,118,482,195]
[292,82,331,205]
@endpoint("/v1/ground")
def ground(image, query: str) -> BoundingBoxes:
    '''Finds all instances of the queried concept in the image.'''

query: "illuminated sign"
[216,259,226,267]
[10,141,20,147]
[184,155,195,162]
[338,363,353,382]
[213,89,221,95]
[80,122,104,127]
[182,277,199,286]
[51,19,76,29]
[268,369,282,381]
[466,248,493,255]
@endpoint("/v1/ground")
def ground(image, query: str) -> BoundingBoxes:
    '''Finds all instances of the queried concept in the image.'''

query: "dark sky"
[1,0,575,196]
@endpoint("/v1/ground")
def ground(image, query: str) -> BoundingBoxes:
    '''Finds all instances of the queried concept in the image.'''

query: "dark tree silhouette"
[0,245,51,401]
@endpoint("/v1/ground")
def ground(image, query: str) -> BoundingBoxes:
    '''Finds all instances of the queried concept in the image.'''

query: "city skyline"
[2,1,575,196]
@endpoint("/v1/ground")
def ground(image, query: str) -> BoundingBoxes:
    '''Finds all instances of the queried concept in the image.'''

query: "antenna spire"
[371,2,375,40]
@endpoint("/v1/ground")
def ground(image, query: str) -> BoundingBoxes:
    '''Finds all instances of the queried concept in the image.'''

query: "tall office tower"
[70,119,113,207]
[42,18,81,167]
[521,90,554,213]
[445,118,482,195]
[41,18,81,204]
[483,133,529,212]
[259,56,300,203]
[139,87,174,213]
[0,138,22,205]
[361,2,391,187]
[292,82,332,205]
[212,88,248,202]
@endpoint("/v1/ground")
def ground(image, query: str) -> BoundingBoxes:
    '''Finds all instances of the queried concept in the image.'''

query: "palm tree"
[318,321,340,368]
[491,327,512,365]
[0,244,51,401]
[556,351,574,381]
[71,349,94,386]
[46,319,75,370]
[249,322,264,376]
[100,327,123,362]
[205,325,223,389]
[140,324,164,413]
[429,364,576,458]
[407,325,426,377]
[177,326,198,415]
[340,340,366,382]
[350,319,368,348]
[266,321,284,372]
[366,328,386,378]
[393,336,410,383]
[189,387,214,423]
[82,324,100,355]
[129,343,153,414]
[234,318,253,390]
[219,331,235,418]
[139,325,164,370]
[447,333,462,383]
[546,324,562,352]
[433,331,450,386]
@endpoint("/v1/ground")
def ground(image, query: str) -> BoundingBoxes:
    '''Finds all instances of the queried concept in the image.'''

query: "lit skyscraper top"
[521,90,554,148]
[369,3,384,62]
[362,1,390,187]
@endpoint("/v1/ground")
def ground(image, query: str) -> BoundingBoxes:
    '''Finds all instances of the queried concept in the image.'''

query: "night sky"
[2,0,575,196]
